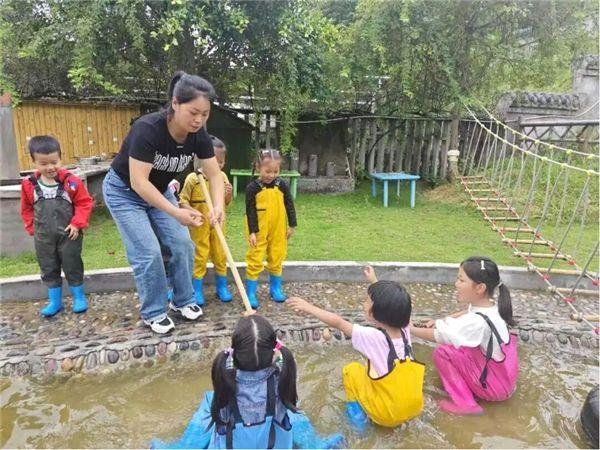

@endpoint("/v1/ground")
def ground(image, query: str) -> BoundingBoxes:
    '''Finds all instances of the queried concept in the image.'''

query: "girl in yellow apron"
[180,136,233,305]
[287,267,424,430]
[244,149,297,309]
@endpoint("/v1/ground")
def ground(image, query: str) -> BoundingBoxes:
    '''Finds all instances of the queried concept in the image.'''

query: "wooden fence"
[13,101,140,170]
[348,117,495,181]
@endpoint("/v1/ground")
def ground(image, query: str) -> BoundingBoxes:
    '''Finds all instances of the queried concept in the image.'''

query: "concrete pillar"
[325,161,335,177]
[447,149,460,183]
[308,154,318,177]
[0,93,21,182]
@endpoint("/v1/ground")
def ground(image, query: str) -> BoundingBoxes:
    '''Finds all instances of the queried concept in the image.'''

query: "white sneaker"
[169,302,203,320]
[143,315,175,334]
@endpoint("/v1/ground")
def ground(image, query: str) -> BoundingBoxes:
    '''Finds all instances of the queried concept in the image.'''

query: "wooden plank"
[396,119,407,172]
[376,120,385,172]
[440,119,449,180]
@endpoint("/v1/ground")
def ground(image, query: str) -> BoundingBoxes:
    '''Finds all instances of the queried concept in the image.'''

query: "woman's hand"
[286,227,295,239]
[174,208,203,227]
[363,265,378,284]
[249,233,257,247]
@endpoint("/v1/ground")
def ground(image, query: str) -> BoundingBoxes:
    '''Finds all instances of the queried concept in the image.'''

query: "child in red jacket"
[20,136,94,316]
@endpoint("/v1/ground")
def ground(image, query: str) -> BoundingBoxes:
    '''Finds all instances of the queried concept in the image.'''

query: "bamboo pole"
[197,174,253,312]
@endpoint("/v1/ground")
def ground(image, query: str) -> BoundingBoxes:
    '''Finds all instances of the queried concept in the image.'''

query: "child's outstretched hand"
[249,233,257,247]
[363,265,378,284]
[65,224,79,240]
[287,296,313,315]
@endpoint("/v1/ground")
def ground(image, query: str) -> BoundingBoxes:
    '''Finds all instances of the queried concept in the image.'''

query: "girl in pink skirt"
[411,256,518,415]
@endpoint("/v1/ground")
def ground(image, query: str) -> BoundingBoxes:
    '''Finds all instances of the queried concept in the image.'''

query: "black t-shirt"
[111,112,214,193]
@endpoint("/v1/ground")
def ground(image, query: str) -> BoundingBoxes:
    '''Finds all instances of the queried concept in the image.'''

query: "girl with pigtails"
[151,314,343,449]
[411,256,519,415]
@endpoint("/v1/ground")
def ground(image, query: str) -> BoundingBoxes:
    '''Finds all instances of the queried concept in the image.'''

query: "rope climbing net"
[459,104,599,335]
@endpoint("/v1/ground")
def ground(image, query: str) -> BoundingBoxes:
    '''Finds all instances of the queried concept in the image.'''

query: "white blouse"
[434,304,510,361]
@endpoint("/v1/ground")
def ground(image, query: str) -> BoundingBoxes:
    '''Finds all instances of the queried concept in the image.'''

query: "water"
[1,342,597,448]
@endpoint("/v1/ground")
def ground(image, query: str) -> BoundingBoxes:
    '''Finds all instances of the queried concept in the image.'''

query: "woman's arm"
[200,157,225,225]
[129,158,202,226]
[287,297,353,338]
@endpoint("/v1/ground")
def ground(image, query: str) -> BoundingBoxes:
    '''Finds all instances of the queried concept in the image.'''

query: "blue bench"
[369,172,420,208]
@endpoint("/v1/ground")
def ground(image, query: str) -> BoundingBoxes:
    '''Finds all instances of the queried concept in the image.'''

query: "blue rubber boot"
[70,284,88,313]
[192,278,205,306]
[167,287,173,303]
[289,410,345,449]
[245,279,259,309]
[346,401,369,434]
[41,286,63,317]
[269,274,287,302]
[215,275,233,302]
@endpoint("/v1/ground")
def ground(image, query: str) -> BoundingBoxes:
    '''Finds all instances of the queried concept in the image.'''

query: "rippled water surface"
[1,342,597,448]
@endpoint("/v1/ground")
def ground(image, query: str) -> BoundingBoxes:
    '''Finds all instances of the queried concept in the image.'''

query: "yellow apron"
[179,171,229,278]
[343,328,425,427]
[244,183,288,279]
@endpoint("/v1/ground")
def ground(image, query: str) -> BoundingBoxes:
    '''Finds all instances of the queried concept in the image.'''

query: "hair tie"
[224,347,235,371]
[497,280,504,288]
[480,260,486,270]
[274,339,284,351]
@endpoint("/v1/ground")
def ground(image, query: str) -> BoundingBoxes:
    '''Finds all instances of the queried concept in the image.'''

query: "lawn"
[2,181,595,278]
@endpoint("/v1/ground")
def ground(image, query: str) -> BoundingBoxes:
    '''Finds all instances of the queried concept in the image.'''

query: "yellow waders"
[342,328,425,427]
[180,171,229,278]
[245,185,288,280]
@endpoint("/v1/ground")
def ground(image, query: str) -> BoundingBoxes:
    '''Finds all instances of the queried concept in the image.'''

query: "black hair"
[461,256,514,326]
[367,280,412,328]
[28,135,61,159]
[164,71,216,116]
[210,135,226,150]
[210,315,298,425]
[252,149,283,176]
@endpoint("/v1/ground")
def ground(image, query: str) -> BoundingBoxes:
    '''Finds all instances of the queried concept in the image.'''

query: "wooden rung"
[469,189,495,193]
[557,288,599,296]
[497,227,536,233]
[478,206,511,211]
[472,197,506,202]
[534,267,584,276]
[463,181,490,185]
[570,313,600,321]
[462,175,486,179]
[488,216,523,221]
[514,251,568,259]
[503,238,549,245]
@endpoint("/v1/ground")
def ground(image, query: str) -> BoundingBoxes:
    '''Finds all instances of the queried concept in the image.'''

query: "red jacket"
[20,169,94,236]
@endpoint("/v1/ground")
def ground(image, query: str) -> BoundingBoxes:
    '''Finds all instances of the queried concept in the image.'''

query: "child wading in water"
[287,267,424,431]
[180,136,234,305]
[411,256,518,415]
[245,149,296,308]
[151,314,343,449]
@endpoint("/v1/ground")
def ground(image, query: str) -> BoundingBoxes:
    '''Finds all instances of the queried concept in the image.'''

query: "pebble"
[179,341,189,351]
[190,342,200,351]
[61,358,74,372]
[519,330,530,342]
[107,350,119,364]
[45,359,58,374]
[144,345,156,357]
[121,350,130,361]
[557,334,568,345]
[157,342,167,355]
[168,342,177,353]
[86,353,97,370]
[132,347,143,359]
[322,328,332,341]
[100,349,106,365]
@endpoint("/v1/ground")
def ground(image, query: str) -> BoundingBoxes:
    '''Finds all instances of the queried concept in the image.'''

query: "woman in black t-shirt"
[103,72,225,334]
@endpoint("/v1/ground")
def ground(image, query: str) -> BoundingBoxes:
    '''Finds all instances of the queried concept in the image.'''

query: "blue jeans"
[102,168,196,321]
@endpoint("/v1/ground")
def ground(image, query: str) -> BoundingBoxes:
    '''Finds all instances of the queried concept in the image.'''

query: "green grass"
[2,181,596,278]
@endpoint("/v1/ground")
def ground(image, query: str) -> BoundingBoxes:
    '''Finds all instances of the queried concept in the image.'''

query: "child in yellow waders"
[245,149,297,309]
[287,266,424,431]
[179,136,233,305]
